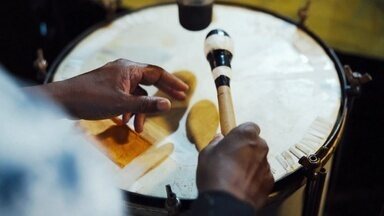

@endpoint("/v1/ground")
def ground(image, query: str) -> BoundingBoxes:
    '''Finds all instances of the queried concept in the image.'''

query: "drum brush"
[204,29,236,135]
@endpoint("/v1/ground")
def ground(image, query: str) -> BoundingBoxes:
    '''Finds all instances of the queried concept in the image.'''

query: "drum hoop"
[46,1,349,208]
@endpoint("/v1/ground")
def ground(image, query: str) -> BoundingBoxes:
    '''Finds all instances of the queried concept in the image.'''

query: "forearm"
[183,191,256,216]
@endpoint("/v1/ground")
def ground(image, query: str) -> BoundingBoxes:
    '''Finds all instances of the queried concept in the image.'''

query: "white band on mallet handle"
[204,29,236,135]
[212,65,232,80]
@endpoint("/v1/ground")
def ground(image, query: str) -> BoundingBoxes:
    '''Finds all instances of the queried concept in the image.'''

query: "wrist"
[40,81,68,105]
[23,81,73,115]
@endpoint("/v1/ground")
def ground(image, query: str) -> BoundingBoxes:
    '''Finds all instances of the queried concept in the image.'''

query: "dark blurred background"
[0,0,107,83]
[325,52,384,216]
[0,0,383,215]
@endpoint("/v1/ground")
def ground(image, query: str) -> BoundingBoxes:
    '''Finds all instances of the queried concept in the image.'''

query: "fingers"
[134,113,145,133]
[111,59,188,100]
[158,84,187,100]
[200,134,224,153]
[263,165,274,193]
[228,122,260,141]
[140,65,189,99]
[238,122,261,136]
[132,86,147,132]
[122,113,132,124]
[122,86,147,126]
[121,86,151,132]
[123,96,171,113]
[250,161,274,208]
[141,65,188,90]
[217,122,262,153]
[210,134,224,146]
[122,111,146,132]
[239,145,272,209]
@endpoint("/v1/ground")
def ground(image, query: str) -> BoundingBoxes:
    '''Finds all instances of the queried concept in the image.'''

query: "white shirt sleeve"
[0,68,124,216]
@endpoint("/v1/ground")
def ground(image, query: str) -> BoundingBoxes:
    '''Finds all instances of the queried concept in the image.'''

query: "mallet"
[204,29,236,135]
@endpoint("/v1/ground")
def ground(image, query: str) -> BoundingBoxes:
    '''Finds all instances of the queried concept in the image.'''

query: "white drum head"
[53,4,342,199]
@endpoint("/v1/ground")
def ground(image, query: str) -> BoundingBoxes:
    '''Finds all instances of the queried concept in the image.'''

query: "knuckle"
[198,149,209,162]
[265,162,272,176]
[266,173,275,188]
[131,64,148,77]
[106,59,129,70]
[115,58,127,64]
[113,58,136,69]
[258,138,269,153]
[268,172,274,182]
[148,64,164,72]
[138,98,152,112]
[239,122,260,138]
[197,150,205,161]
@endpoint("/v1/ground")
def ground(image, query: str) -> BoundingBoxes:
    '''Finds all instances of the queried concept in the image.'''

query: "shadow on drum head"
[143,71,197,143]
[79,119,152,168]
[186,100,219,151]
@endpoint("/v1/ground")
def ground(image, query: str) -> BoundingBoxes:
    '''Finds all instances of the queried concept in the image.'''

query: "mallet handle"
[217,85,236,135]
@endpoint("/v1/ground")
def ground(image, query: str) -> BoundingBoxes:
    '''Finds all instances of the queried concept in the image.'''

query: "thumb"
[125,96,171,113]
[209,134,224,146]
[201,134,224,152]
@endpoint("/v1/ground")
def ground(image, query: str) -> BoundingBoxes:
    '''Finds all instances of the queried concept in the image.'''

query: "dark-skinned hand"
[196,122,274,209]
[25,59,188,132]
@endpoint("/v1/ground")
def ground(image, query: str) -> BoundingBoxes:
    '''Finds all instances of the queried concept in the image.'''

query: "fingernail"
[157,99,171,111]
[183,83,190,90]
[214,134,224,139]
[177,91,187,100]
[135,127,143,133]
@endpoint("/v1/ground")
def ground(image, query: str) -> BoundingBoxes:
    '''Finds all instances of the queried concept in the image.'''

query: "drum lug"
[34,48,48,83]
[96,0,121,21]
[297,0,312,27]
[105,0,121,21]
[299,148,329,216]
[299,146,329,171]
[299,154,321,172]
[302,167,327,216]
[165,185,181,216]
[344,65,372,97]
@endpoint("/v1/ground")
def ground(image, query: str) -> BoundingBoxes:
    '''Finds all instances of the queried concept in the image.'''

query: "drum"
[47,3,348,215]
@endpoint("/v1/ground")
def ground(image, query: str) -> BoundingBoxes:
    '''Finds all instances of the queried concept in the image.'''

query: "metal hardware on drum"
[297,0,312,26]
[298,63,372,216]
[303,167,327,216]
[299,151,328,216]
[94,0,122,21]
[298,128,344,216]
[165,185,181,216]
[34,48,48,82]
[344,65,372,97]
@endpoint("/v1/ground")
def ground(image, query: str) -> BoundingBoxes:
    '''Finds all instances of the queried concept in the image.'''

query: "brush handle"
[217,85,236,135]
